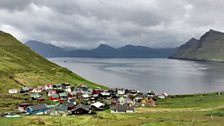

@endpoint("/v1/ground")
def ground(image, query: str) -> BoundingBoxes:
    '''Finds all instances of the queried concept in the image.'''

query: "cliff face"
[170,29,224,62]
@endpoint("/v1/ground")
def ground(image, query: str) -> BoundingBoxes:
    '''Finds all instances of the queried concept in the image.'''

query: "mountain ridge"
[170,29,224,62]
[25,41,177,58]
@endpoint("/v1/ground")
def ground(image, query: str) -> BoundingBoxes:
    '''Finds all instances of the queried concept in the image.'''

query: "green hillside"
[170,29,224,62]
[0,31,103,93]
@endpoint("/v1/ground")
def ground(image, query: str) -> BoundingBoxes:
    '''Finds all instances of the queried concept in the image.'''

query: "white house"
[8,89,19,94]
[44,84,53,90]
[31,88,42,93]
[117,89,125,95]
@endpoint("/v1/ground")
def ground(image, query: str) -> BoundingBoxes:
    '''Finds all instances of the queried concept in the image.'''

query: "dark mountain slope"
[170,29,224,62]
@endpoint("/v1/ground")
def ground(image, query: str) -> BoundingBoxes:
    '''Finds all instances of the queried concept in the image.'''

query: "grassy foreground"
[1,93,224,126]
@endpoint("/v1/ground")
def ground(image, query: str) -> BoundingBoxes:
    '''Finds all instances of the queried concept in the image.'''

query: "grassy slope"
[0,31,104,93]
[1,93,224,126]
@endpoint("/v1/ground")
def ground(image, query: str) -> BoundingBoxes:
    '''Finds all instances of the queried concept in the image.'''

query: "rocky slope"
[170,29,224,62]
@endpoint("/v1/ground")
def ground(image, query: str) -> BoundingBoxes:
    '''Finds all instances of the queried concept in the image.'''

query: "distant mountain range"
[25,41,177,58]
[170,29,224,62]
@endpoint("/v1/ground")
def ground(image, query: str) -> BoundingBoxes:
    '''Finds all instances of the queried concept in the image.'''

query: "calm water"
[49,58,224,95]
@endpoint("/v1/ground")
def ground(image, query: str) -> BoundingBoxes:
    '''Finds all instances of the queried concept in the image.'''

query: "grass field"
[1,93,224,126]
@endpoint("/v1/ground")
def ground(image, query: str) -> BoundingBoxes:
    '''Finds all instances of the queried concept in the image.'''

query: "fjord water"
[49,58,224,95]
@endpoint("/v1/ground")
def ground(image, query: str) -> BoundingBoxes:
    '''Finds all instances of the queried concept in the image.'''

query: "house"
[59,93,67,100]
[158,92,168,99]
[99,91,111,98]
[26,104,48,115]
[117,89,125,95]
[48,90,57,96]
[58,101,75,112]
[92,89,103,95]
[30,93,41,100]
[127,90,138,96]
[140,98,156,107]
[90,102,105,110]
[125,97,134,106]
[18,103,32,112]
[44,84,53,90]
[62,83,71,92]
[37,97,45,102]
[31,88,42,93]
[133,96,144,105]
[53,84,62,89]
[82,93,90,100]
[110,96,135,113]
[71,104,91,114]
[110,103,134,113]
[76,84,91,94]
[20,87,30,93]
[8,89,19,94]
[49,94,60,101]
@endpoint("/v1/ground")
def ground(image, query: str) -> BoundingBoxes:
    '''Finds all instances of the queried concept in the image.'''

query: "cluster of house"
[6,83,168,116]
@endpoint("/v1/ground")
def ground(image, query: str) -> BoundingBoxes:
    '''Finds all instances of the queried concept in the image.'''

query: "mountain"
[25,40,68,57]
[0,31,102,93]
[26,41,177,58]
[170,29,224,62]
[70,44,177,58]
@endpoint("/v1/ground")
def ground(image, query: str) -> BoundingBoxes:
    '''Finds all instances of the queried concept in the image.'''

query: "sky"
[0,0,224,49]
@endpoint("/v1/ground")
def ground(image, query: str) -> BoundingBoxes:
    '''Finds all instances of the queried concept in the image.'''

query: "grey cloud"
[0,0,223,49]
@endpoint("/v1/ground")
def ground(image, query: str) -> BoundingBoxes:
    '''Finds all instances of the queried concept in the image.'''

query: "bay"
[49,58,224,95]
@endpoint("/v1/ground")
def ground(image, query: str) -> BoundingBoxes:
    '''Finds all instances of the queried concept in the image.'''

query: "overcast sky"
[0,0,224,49]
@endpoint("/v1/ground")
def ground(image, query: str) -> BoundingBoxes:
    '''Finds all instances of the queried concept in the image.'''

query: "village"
[3,83,168,117]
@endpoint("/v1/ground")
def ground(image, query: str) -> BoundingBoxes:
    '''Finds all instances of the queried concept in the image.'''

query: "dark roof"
[58,102,75,111]
[62,101,75,108]
[29,104,48,111]
[68,99,76,103]
[73,104,90,111]
[110,103,134,112]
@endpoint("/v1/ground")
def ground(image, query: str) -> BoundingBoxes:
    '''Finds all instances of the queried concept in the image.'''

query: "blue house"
[26,104,48,115]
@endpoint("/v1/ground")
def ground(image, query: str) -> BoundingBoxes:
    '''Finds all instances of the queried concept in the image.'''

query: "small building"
[99,91,111,98]
[82,93,90,100]
[117,89,125,95]
[20,87,30,93]
[48,90,57,96]
[8,89,19,94]
[71,104,91,115]
[30,93,41,100]
[140,98,156,107]
[18,103,32,112]
[37,97,45,102]
[92,89,103,95]
[49,94,60,101]
[110,103,134,113]
[31,88,42,93]
[90,102,105,110]
[44,84,53,90]
[58,101,75,112]
[59,93,67,100]
[26,104,48,115]
[158,92,168,99]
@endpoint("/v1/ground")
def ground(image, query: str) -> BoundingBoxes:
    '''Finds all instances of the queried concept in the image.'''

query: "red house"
[48,90,57,96]
[92,89,103,95]
[49,94,60,101]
